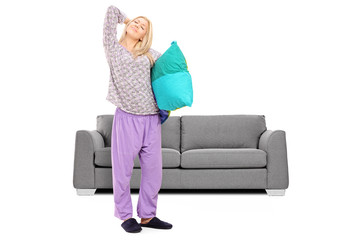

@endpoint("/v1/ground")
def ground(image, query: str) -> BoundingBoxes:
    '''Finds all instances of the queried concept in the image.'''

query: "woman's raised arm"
[103,5,128,53]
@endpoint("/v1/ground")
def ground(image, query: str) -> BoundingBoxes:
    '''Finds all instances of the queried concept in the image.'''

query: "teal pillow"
[151,41,193,111]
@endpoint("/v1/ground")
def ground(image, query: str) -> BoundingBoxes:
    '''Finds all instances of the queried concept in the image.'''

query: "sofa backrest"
[181,115,267,153]
[96,115,113,147]
[96,115,181,152]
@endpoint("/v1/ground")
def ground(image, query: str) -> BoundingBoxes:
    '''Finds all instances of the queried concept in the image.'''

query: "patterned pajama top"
[103,5,162,115]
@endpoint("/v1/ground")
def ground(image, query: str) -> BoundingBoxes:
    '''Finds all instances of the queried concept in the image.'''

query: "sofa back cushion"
[181,115,267,153]
[96,114,181,152]
[161,116,181,151]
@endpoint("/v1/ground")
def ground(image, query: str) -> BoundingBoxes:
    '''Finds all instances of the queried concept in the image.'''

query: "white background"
[1,0,359,239]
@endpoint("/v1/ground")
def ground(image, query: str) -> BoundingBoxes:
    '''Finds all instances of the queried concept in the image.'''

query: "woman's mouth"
[131,26,137,32]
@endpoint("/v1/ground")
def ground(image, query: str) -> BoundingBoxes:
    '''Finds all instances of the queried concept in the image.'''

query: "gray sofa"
[73,114,289,196]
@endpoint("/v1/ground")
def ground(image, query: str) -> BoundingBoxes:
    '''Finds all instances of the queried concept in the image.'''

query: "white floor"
[28,184,356,239]
[2,160,359,240]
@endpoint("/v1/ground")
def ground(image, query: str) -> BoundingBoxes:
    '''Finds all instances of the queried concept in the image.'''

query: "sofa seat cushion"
[181,148,266,168]
[94,147,180,168]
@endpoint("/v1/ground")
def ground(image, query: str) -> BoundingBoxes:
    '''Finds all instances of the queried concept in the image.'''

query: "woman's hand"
[124,17,131,25]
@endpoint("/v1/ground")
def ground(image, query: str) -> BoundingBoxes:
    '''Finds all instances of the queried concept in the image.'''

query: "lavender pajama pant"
[111,107,163,220]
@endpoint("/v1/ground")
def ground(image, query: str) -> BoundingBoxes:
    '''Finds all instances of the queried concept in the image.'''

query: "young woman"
[103,5,172,233]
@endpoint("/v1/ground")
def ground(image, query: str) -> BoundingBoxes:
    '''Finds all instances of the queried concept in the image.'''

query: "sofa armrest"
[73,130,105,189]
[259,130,289,189]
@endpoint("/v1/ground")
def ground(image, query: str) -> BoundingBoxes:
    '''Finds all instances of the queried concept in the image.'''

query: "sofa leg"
[266,189,285,196]
[76,189,96,196]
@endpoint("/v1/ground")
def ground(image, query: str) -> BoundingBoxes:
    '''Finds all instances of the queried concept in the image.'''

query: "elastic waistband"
[116,107,159,118]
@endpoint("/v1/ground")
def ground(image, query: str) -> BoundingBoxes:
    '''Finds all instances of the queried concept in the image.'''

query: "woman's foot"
[141,217,154,224]
[123,217,131,222]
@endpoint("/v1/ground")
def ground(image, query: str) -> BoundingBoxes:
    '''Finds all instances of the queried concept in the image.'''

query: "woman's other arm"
[103,5,128,53]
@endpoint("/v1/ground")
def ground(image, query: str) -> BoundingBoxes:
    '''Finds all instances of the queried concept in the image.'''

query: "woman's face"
[126,18,148,41]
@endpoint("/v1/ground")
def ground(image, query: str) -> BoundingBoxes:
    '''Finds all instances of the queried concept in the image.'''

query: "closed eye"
[135,20,145,30]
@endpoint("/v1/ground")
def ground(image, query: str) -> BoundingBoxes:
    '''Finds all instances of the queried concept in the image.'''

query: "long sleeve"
[104,6,163,115]
[103,5,128,54]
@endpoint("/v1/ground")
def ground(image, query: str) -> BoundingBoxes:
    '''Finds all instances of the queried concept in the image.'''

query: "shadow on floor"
[95,188,266,195]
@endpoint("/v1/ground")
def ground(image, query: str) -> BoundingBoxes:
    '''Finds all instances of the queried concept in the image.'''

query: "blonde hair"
[119,16,156,67]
